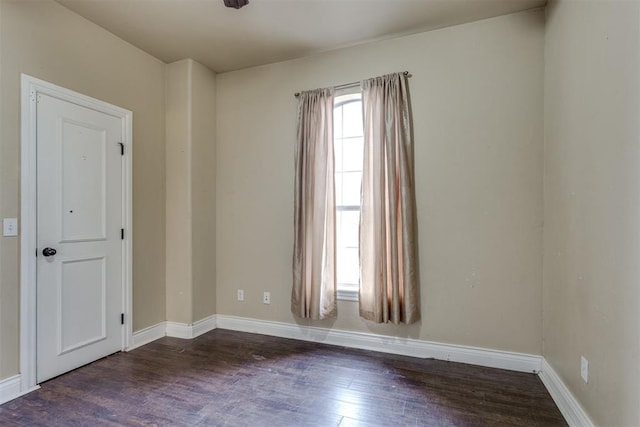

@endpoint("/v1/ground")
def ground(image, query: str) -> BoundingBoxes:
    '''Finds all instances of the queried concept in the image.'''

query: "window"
[334,93,363,301]
[293,73,416,322]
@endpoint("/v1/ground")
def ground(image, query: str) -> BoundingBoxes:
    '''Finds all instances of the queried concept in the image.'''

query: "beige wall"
[166,59,216,324]
[165,60,193,323]
[543,1,640,425]
[190,60,217,322]
[3,1,637,422]
[0,0,166,379]
[2,1,637,421]
[216,9,544,354]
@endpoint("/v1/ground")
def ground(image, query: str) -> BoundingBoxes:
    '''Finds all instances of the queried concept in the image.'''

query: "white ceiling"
[56,0,546,73]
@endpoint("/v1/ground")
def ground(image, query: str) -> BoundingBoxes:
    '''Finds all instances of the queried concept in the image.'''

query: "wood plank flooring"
[0,329,566,426]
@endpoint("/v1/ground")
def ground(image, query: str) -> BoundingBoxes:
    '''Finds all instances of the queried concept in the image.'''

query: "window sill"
[337,288,358,302]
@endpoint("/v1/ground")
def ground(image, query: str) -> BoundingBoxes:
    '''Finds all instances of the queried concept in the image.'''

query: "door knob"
[42,247,57,257]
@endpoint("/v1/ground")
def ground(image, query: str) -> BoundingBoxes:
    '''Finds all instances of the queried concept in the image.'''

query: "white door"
[36,93,124,383]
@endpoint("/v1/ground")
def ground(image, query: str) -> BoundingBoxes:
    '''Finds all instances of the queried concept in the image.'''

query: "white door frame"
[20,74,133,392]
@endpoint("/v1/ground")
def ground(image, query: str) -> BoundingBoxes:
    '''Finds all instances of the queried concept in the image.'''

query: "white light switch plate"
[581,356,588,383]
[3,218,18,236]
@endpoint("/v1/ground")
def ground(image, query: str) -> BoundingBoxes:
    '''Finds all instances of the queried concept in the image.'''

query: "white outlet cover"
[580,356,588,383]
[237,289,244,301]
[3,218,18,236]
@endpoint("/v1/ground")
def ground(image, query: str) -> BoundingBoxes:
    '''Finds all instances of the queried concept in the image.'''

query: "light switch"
[3,218,18,236]
[581,356,588,383]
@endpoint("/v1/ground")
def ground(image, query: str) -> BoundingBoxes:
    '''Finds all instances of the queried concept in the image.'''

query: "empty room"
[0,0,638,425]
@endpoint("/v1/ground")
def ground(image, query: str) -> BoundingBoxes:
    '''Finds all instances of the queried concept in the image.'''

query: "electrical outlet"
[581,356,588,383]
[237,289,244,301]
[263,291,270,304]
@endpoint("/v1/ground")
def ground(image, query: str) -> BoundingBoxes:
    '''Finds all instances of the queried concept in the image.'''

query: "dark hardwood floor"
[0,329,566,426]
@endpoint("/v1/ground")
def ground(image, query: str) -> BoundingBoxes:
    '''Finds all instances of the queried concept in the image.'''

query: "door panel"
[37,93,123,383]
[61,120,107,242]
[59,256,106,354]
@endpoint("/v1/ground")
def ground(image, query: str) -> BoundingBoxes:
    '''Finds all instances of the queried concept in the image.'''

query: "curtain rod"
[294,71,410,98]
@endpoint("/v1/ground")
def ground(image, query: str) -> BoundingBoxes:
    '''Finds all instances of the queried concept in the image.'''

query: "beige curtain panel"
[359,73,419,324]
[291,88,337,320]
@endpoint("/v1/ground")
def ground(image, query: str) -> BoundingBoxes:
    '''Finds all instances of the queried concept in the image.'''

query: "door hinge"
[118,142,124,155]
[121,313,125,325]
[121,228,125,240]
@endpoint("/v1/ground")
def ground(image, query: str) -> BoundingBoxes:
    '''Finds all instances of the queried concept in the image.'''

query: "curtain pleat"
[359,73,419,324]
[291,88,337,320]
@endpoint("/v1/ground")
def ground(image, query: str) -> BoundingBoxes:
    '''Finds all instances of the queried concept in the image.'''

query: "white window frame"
[334,90,363,302]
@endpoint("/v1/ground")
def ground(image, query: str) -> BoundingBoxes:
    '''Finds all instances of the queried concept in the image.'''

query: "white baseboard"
[215,315,542,373]
[192,314,217,338]
[130,315,217,348]
[0,375,22,405]
[539,358,594,427]
[129,322,167,351]
[0,375,38,405]
[165,321,192,339]
[166,314,217,339]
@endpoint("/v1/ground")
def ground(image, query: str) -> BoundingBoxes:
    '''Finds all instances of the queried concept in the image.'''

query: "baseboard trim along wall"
[2,313,587,427]
[129,314,218,350]
[0,375,21,405]
[215,315,542,373]
[166,314,217,339]
[0,375,39,406]
[130,314,542,373]
[129,322,167,350]
[539,358,594,427]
